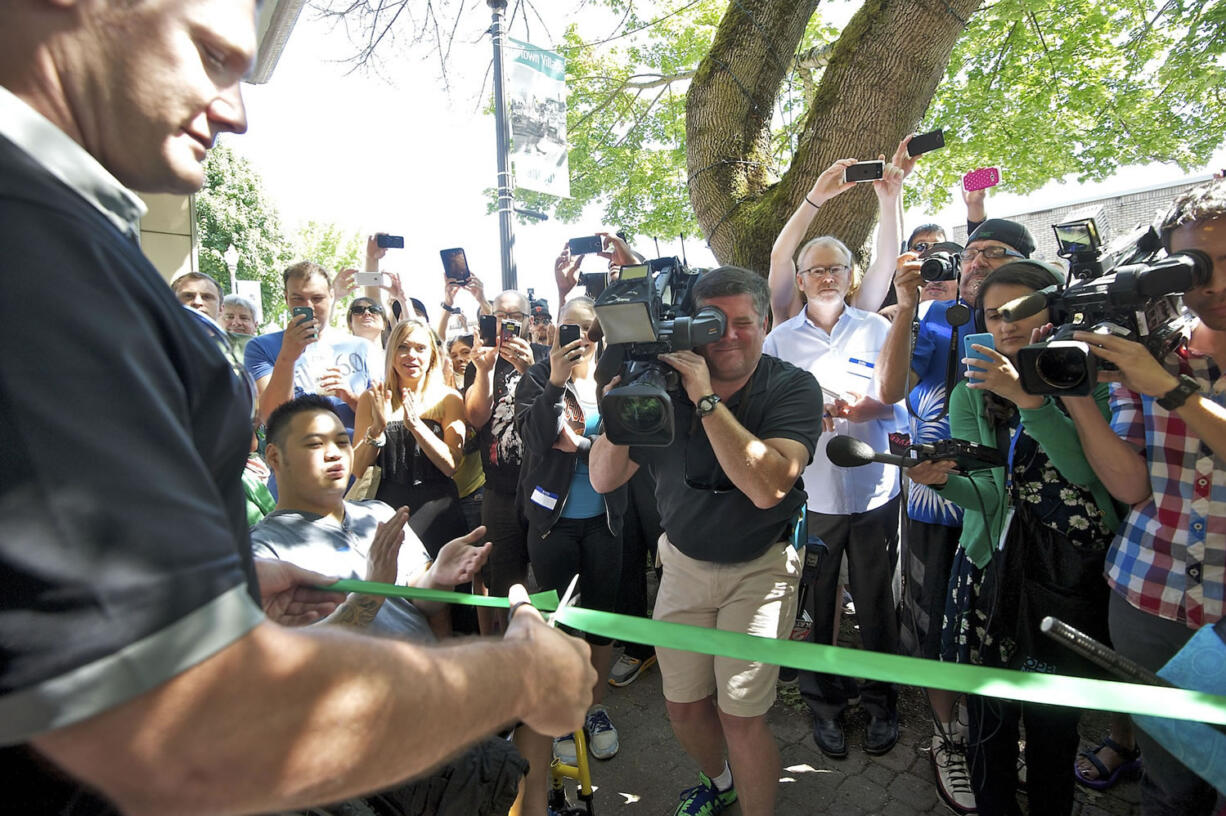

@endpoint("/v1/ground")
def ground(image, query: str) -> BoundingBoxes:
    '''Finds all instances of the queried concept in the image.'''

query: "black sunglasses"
[350,304,384,315]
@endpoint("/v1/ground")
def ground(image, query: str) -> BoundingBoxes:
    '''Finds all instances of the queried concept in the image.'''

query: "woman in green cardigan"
[908,260,1122,816]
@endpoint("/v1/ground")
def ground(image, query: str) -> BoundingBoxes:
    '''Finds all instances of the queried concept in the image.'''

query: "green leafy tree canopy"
[195,141,293,324]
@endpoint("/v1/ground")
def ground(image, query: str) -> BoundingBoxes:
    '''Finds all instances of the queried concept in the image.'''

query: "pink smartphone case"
[962,167,1001,191]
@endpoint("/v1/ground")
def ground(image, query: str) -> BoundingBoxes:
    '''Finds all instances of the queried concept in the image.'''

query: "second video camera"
[1003,215,1211,395]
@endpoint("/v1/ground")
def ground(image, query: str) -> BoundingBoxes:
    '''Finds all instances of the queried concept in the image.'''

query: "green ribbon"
[323,580,1226,725]
[327,579,562,610]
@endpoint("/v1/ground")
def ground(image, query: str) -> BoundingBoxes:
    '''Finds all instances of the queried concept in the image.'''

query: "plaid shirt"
[1105,340,1226,628]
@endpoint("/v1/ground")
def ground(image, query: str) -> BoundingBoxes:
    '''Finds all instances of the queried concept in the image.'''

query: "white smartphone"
[355,270,382,287]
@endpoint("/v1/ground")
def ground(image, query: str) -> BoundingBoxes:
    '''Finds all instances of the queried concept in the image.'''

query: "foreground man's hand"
[503,584,595,736]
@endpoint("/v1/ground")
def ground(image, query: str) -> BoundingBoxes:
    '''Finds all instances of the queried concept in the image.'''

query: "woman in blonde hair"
[354,320,470,570]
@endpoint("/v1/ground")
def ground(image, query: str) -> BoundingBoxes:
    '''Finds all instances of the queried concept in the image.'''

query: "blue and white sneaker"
[553,732,577,765]
[586,704,619,759]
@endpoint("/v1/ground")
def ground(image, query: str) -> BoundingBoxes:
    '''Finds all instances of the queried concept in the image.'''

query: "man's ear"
[265,442,282,471]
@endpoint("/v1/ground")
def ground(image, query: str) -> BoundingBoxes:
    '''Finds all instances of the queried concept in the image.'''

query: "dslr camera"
[594,259,726,446]
[1005,214,1212,396]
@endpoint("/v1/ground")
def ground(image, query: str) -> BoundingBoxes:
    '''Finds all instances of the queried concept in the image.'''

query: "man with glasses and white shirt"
[463,290,549,610]
[764,231,906,761]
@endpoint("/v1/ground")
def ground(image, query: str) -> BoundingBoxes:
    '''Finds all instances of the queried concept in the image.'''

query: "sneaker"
[553,732,577,765]
[932,735,977,814]
[585,705,619,760]
[777,666,799,685]
[673,771,737,816]
[609,653,657,687]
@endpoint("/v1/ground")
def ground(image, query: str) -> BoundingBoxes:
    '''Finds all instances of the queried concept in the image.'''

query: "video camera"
[594,259,726,446]
[1001,213,1212,396]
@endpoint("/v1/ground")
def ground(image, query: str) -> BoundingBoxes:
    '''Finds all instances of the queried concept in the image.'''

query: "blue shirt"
[561,398,605,519]
[907,300,971,526]
[244,329,373,433]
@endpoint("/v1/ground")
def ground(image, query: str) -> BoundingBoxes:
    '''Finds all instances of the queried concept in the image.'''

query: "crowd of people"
[3,3,1224,816]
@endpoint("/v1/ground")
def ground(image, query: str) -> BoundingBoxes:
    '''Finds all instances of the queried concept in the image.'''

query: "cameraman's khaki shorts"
[653,533,802,718]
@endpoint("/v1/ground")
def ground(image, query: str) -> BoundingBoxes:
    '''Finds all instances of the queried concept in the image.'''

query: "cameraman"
[1063,177,1226,815]
[590,267,823,816]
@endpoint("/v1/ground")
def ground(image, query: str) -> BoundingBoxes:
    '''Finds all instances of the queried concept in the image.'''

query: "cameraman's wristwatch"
[696,393,721,418]
[1158,374,1200,410]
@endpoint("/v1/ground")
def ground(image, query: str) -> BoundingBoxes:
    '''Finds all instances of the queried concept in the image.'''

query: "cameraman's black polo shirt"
[629,354,822,563]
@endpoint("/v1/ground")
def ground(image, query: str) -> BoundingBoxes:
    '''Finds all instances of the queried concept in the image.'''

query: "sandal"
[1074,736,1142,791]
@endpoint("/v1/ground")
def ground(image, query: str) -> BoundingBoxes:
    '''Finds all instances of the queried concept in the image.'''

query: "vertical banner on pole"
[507,38,569,198]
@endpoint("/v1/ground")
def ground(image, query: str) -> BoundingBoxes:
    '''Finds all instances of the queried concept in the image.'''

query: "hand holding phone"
[558,323,581,348]
[568,235,603,256]
[292,306,316,337]
[963,332,996,372]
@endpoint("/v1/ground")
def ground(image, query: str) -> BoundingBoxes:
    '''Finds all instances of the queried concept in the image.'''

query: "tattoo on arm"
[327,594,384,628]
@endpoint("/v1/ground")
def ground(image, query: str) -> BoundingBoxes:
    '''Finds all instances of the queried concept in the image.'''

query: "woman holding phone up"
[907,260,1122,816]
[515,297,627,767]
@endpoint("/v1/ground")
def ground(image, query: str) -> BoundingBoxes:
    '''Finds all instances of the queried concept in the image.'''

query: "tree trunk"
[687,0,984,272]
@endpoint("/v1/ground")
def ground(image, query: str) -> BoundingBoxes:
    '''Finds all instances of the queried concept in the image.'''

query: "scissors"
[547,574,580,628]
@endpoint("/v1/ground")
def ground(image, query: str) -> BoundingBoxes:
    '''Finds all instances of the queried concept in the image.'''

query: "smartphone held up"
[962,167,1001,192]
[568,235,603,256]
[440,247,471,284]
[843,160,885,184]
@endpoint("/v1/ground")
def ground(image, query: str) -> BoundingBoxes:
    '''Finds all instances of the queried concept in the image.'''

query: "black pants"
[480,487,530,596]
[900,517,960,659]
[800,496,901,720]
[528,514,622,646]
[1109,591,1218,816]
[967,694,1080,816]
[613,469,662,660]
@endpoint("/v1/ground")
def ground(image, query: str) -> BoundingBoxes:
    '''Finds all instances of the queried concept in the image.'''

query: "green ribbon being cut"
[324,580,1226,726]
[328,579,561,610]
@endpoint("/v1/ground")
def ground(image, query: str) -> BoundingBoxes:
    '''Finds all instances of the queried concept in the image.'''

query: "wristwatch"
[695,393,721,418]
[365,431,387,448]
[1157,374,1200,410]
[440,302,461,315]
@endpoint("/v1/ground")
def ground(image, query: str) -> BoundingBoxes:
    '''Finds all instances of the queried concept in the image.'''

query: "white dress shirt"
[764,305,900,514]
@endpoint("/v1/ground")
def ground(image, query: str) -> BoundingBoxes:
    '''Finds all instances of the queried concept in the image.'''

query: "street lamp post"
[487,0,517,291]
[223,244,240,294]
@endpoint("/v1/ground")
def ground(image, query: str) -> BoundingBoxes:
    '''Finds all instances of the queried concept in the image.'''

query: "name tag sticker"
[847,356,875,380]
[530,486,559,510]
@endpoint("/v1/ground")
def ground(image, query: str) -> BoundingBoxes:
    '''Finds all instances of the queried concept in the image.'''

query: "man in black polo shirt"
[591,267,823,816]
[0,2,593,813]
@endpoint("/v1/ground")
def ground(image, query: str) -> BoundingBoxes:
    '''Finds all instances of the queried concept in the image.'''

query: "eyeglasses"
[910,241,932,254]
[962,246,1024,262]
[184,306,259,425]
[798,264,850,278]
[495,311,526,321]
[350,304,384,315]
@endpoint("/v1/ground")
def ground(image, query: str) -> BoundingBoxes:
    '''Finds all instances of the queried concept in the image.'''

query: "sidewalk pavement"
[558,653,1144,816]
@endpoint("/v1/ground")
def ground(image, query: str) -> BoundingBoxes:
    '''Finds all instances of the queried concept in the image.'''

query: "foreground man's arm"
[33,593,593,816]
